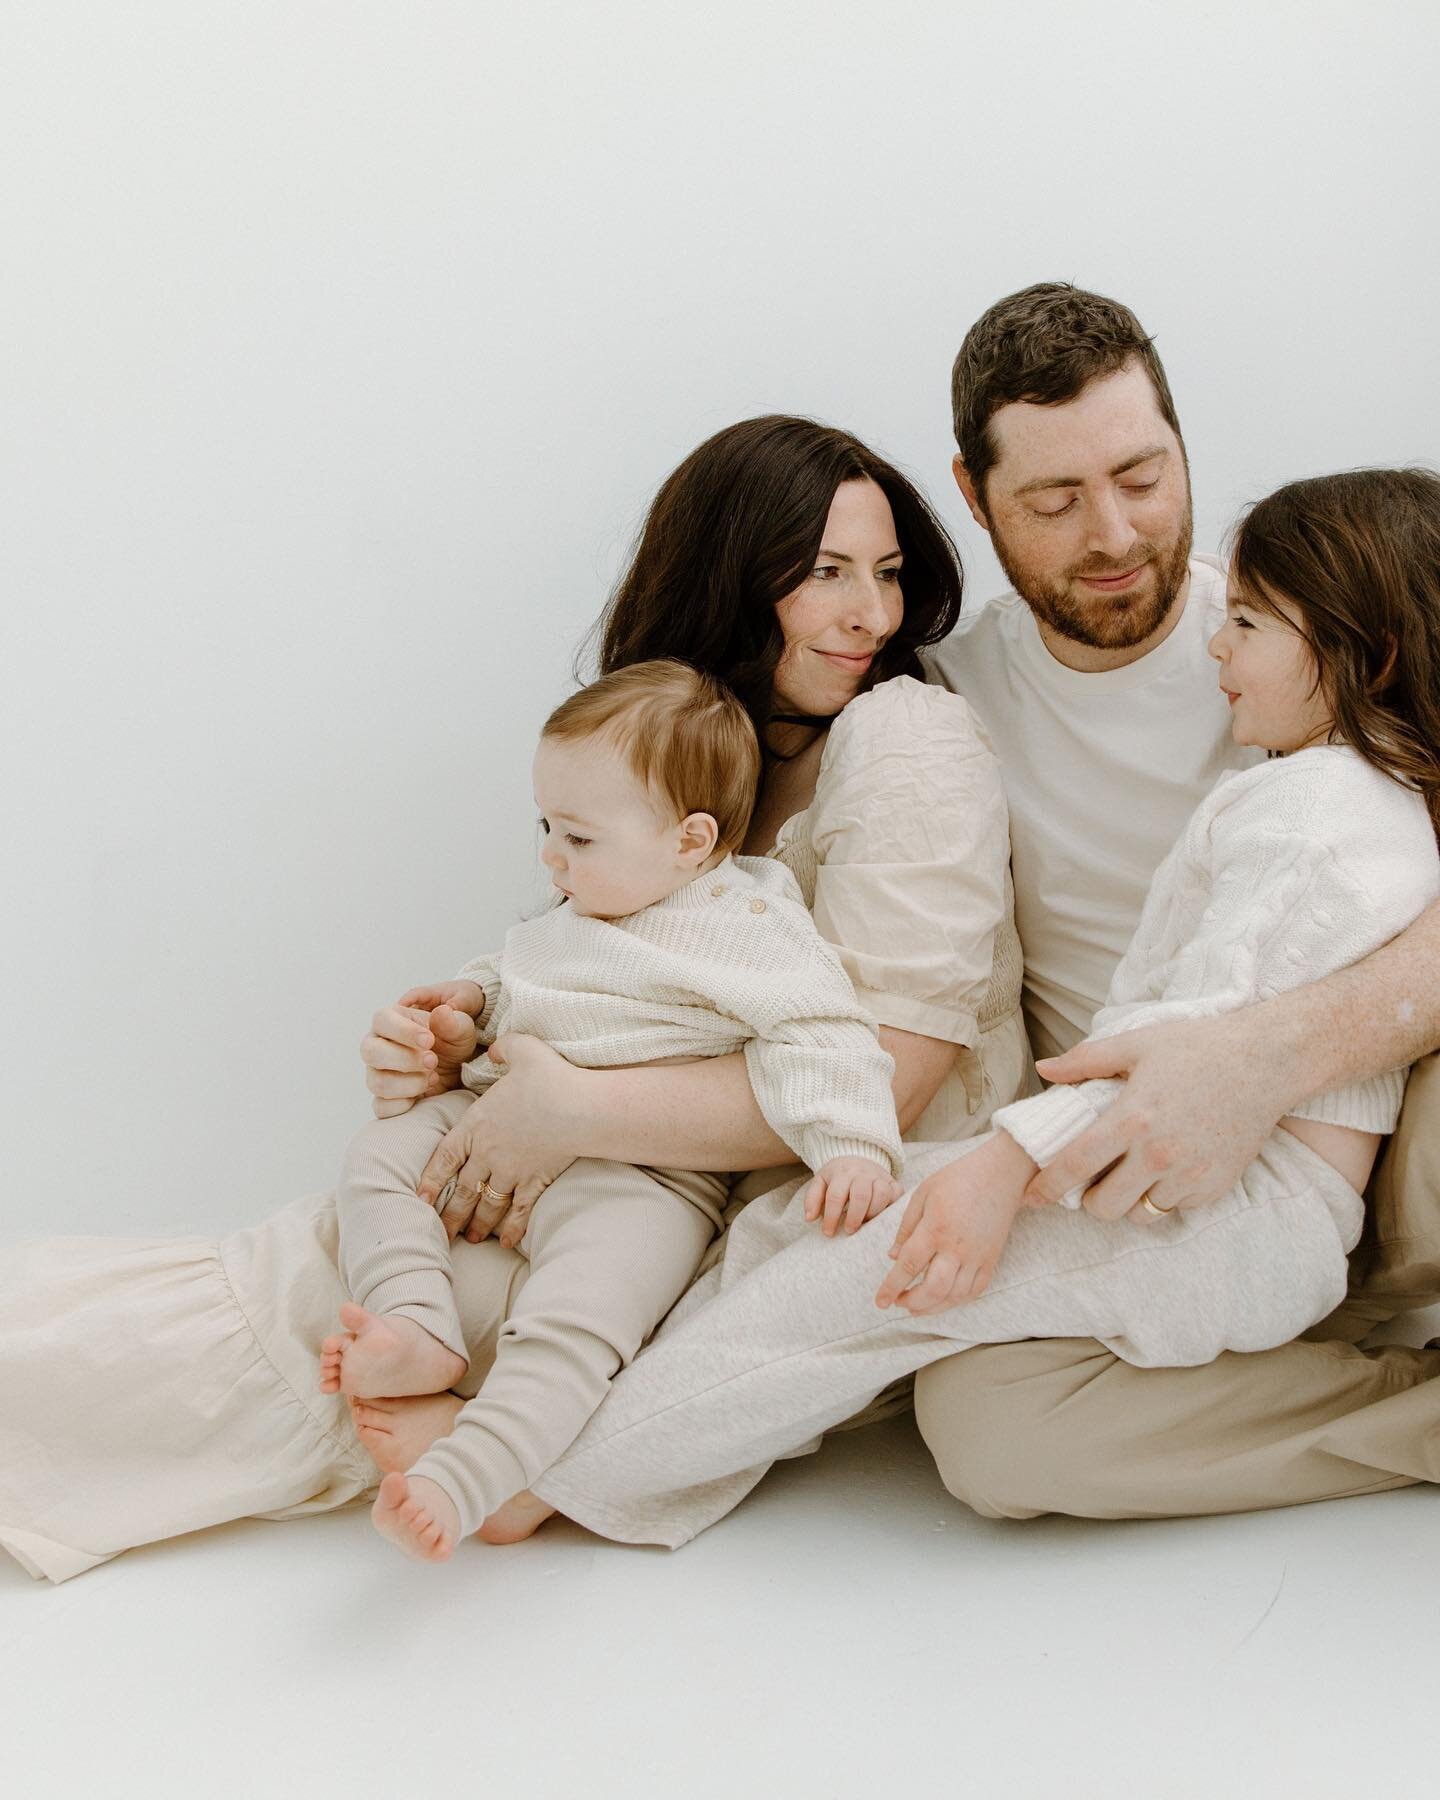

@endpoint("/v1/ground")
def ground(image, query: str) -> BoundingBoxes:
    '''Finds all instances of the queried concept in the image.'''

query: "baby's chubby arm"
[875,1129,1038,1314]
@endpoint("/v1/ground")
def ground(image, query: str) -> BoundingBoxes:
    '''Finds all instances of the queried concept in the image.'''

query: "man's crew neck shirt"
[927,555,1257,1062]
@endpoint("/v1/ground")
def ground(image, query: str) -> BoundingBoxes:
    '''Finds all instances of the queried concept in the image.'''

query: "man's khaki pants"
[912,1054,1440,1518]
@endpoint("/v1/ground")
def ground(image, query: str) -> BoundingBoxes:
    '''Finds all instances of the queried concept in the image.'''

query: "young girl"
[323,658,904,1560]
[519,467,1440,1546]
[874,464,1440,1319]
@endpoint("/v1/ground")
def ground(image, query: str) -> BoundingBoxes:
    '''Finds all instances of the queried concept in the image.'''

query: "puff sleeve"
[804,677,1011,1050]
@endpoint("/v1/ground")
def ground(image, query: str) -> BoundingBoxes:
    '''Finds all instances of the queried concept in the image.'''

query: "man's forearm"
[1262,898,1440,1107]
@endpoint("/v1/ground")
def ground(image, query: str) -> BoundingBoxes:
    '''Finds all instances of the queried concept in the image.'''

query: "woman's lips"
[814,649,874,674]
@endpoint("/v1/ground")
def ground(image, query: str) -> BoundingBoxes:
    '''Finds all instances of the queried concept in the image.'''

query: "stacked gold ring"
[1138,1191,1175,1220]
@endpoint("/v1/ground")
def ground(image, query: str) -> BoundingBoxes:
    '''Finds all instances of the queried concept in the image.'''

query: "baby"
[321,658,904,1560]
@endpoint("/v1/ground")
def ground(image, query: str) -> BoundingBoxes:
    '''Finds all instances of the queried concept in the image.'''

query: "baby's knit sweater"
[456,854,902,1176]
[995,745,1440,1200]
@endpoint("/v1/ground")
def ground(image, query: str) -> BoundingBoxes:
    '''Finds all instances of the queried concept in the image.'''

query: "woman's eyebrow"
[816,547,903,562]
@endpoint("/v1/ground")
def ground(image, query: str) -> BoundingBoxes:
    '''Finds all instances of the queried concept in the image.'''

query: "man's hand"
[874,1131,1034,1314]
[362,982,485,1118]
[803,1156,903,1237]
[416,1034,580,1245]
[1027,1012,1293,1219]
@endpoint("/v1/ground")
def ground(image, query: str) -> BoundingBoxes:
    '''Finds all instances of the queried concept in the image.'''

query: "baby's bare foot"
[350,1391,465,1474]
[476,1489,558,1545]
[324,1302,466,1399]
[370,1471,460,1563]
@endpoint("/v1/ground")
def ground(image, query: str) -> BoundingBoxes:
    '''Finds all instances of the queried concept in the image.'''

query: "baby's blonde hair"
[542,660,761,853]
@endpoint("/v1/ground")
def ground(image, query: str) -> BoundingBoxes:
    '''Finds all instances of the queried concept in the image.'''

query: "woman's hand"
[874,1132,1034,1314]
[361,982,484,1118]
[416,1034,584,1245]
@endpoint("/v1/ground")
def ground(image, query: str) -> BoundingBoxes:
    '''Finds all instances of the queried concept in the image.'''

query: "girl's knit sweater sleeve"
[805,676,1014,1048]
[991,751,1440,1194]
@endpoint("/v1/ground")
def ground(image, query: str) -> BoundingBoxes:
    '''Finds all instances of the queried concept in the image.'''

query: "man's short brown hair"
[951,282,1184,506]
[542,660,760,853]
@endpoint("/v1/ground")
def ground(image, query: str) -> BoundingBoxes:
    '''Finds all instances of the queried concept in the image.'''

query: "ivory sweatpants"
[532,1126,1368,1546]
[338,1093,723,1535]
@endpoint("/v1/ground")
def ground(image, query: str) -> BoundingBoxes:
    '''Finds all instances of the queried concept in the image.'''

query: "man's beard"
[992,499,1194,652]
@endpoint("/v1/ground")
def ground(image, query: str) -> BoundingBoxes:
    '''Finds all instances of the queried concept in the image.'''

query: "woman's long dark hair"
[588,415,963,747]
[1232,466,1440,833]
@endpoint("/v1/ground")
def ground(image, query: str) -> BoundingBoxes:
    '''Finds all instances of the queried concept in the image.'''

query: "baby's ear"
[676,811,720,866]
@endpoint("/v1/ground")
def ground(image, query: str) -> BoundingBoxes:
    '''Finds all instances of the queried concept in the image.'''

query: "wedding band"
[479,1180,513,1205]
[1138,1192,1175,1220]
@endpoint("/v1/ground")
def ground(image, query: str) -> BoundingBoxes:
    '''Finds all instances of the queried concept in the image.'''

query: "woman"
[0,416,1028,1580]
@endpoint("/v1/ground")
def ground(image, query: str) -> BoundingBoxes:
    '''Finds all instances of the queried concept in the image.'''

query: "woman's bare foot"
[350,1391,465,1474]
[371,1471,460,1563]
[319,1302,466,1398]
[477,1490,558,1544]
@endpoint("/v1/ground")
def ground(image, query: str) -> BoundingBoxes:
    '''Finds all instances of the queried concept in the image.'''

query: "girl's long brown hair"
[1231,467,1440,833]
[589,415,964,749]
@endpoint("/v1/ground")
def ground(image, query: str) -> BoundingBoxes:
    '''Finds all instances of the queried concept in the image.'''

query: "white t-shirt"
[925,556,1257,1061]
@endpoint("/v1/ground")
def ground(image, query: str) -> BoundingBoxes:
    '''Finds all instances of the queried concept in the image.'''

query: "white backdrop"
[2,0,1436,1235]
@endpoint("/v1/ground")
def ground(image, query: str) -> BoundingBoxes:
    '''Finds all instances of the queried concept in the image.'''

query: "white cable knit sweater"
[994,745,1440,1200]
[455,854,902,1176]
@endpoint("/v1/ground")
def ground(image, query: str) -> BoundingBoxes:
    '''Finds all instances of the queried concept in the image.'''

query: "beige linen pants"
[529,1127,1385,1546]
[338,1093,722,1536]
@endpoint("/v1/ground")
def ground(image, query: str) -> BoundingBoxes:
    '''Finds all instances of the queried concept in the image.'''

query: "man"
[917,281,1440,1517]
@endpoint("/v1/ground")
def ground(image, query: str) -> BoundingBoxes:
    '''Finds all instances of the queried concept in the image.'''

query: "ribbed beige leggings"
[337,1093,722,1535]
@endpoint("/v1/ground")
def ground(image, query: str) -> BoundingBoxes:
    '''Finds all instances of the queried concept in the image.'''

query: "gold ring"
[479,1180,513,1205]
[1138,1192,1175,1220]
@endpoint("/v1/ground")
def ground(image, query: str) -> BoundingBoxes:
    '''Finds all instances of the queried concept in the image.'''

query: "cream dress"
[0,676,1028,1581]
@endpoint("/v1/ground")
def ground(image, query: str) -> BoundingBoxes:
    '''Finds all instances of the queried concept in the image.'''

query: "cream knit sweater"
[456,854,902,1176]
[994,744,1440,1199]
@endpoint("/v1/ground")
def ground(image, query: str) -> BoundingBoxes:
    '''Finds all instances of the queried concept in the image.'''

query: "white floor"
[4,1412,1437,1800]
